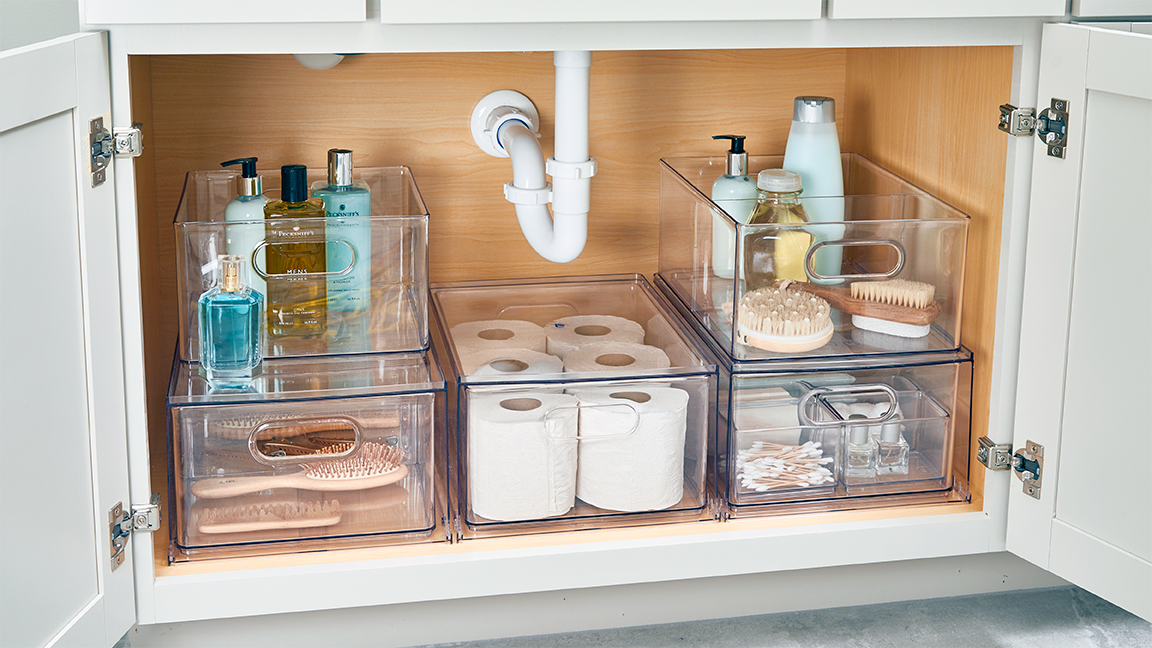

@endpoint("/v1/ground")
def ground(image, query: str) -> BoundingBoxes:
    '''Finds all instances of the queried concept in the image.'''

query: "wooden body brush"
[191,441,407,499]
[776,278,941,338]
[194,484,411,534]
[735,285,834,352]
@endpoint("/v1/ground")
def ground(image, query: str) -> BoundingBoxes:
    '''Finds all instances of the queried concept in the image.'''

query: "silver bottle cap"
[237,175,261,197]
[328,148,354,186]
[792,96,836,124]
[727,151,748,176]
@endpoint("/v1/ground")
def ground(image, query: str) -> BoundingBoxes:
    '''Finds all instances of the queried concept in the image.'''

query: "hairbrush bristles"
[736,286,833,352]
[303,442,404,480]
[850,279,935,309]
[198,500,342,534]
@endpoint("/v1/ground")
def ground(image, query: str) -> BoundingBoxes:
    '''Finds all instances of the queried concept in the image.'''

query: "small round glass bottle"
[742,169,813,292]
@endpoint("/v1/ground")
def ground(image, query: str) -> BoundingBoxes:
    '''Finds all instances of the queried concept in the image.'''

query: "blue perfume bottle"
[198,254,263,388]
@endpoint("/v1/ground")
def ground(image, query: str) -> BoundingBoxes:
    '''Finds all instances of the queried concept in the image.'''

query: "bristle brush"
[191,442,408,499]
[736,285,833,352]
[774,278,941,338]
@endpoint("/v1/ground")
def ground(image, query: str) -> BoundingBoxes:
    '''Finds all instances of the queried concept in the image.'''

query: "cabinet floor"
[421,586,1149,648]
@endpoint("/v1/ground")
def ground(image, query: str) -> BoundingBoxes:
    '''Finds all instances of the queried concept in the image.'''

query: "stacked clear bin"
[659,154,967,361]
[656,153,973,517]
[175,166,428,360]
[430,275,717,539]
[167,166,445,560]
[167,353,445,560]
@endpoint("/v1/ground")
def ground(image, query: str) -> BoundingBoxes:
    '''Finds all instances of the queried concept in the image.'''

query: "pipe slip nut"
[504,182,554,206]
[546,157,598,180]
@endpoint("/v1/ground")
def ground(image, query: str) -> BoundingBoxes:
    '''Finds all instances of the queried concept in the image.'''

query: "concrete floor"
[421,586,1150,648]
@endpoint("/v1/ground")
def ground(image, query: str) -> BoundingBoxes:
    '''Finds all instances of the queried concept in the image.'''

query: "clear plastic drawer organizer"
[175,166,429,360]
[658,153,968,363]
[656,269,973,518]
[166,352,446,560]
[430,275,718,539]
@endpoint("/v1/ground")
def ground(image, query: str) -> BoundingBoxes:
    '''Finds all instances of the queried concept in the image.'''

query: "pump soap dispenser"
[710,135,759,280]
[783,97,846,285]
[221,157,269,297]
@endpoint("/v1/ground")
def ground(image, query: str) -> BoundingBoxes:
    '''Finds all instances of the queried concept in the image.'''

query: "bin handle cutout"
[248,416,363,466]
[797,384,899,427]
[494,301,579,323]
[250,239,356,279]
[538,398,642,441]
[804,238,905,282]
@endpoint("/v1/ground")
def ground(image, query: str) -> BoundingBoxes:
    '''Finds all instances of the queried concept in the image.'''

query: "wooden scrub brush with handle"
[775,278,941,338]
[191,441,408,499]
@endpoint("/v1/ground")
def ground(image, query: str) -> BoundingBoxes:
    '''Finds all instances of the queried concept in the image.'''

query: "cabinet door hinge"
[998,104,1036,136]
[88,117,144,187]
[976,436,1013,471]
[107,493,161,572]
[998,99,1068,159]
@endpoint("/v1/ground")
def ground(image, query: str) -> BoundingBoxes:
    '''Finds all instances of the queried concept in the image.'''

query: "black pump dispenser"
[280,164,309,203]
[221,157,262,197]
[712,134,749,176]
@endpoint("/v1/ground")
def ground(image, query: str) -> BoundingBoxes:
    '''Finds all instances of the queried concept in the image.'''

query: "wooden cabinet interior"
[129,47,1012,575]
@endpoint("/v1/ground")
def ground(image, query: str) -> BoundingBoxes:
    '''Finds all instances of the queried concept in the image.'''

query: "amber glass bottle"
[742,168,813,291]
[264,164,327,337]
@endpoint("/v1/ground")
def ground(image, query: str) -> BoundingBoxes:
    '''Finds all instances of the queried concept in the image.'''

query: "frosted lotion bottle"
[311,149,371,318]
[198,255,263,388]
[783,96,845,285]
[220,157,268,298]
[710,135,758,279]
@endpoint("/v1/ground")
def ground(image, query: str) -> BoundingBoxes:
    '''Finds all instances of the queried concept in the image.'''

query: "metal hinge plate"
[1012,441,1045,500]
[977,436,1013,471]
[132,492,162,532]
[107,494,161,571]
[88,117,143,187]
[998,104,1036,136]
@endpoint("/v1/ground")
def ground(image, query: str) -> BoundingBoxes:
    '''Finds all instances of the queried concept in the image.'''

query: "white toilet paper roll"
[562,342,671,374]
[468,392,578,522]
[460,348,565,377]
[572,386,689,512]
[451,319,547,355]
[545,315,645,359]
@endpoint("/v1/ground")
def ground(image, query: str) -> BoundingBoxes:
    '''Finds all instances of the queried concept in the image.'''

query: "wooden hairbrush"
[191,441,408,499]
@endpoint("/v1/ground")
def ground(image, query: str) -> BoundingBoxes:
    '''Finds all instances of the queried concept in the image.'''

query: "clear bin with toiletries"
[174,166,429,361]
[718,351,972,517]
[166,351,446,561]
[658,153,968,363]
[430,274,717,540]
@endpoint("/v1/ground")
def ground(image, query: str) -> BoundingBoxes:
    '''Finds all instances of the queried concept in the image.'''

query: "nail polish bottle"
[844,415,878,478]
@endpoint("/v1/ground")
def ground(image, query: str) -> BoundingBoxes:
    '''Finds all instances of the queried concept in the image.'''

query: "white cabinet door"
[379,1,821,23]
[84,0,365,24]
[1072,0,1152,18]
[827,0,1065,19]
[1011,23,1152,621]
[0,32,135,647]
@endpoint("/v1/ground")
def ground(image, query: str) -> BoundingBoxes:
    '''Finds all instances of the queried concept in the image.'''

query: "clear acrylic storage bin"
[167,352,445,561]
[430,275,717,540]
[717,349,972,517]
[659,154,968,363]
[175,166,429,361]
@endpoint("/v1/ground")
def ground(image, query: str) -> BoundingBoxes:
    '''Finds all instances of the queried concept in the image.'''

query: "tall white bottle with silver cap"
[312,149,372,319]
[783,96,845,285]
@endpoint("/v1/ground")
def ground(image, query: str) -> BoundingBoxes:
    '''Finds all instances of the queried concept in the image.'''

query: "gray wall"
[1,0,79,51]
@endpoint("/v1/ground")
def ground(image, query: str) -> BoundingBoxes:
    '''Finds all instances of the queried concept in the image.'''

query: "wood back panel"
[844,46,1014,500]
